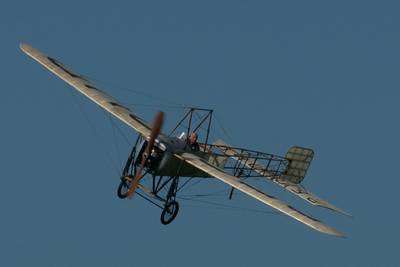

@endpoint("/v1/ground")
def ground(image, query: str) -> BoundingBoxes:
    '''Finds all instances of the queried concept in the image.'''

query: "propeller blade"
[127,111,164,198]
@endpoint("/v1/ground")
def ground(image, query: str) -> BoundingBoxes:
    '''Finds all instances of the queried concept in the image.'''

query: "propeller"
[127,111,164,198]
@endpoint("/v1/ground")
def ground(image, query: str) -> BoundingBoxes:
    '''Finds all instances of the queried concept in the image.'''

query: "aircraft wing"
[175,152,344,237]
[20,43,151,138]
[213,140,351,216]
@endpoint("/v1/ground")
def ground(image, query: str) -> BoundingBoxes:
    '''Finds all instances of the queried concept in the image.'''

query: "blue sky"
[1,1,399,266]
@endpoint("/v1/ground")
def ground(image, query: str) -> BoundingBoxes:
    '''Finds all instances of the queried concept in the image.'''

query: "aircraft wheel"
[160,201,179,225]
[117,178,130,199]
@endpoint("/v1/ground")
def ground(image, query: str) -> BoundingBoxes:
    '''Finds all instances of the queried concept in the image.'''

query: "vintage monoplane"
[20,43,350,237]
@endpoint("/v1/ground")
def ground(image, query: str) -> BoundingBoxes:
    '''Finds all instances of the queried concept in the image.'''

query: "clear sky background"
[1,1,399,266]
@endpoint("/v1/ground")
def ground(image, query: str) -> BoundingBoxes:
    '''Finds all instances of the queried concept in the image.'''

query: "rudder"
[283,146,314,184]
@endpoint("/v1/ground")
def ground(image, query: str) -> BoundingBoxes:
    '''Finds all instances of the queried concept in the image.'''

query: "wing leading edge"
[175,152,344,237]
[20,43,151,138]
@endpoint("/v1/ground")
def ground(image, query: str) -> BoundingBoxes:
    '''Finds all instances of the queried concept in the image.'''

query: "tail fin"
[283,146,314,184]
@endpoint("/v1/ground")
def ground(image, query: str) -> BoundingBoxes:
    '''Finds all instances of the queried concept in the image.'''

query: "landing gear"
[116,136,139,199]
[160,176,180,224]
[118,175,181,224]
[117,135,181,225]
[161,201,179,225]
[117,176,131,199]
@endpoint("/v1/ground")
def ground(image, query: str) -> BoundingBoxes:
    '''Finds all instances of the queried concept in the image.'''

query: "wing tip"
[327,206,352,217]
[338,209,352,218]
[318,226,346,238]
[20,43,37,58]
[331,230,346,238]
[19,42,31,53]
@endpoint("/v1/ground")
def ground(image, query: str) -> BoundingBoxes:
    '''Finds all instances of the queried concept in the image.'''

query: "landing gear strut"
[117,135,181,225]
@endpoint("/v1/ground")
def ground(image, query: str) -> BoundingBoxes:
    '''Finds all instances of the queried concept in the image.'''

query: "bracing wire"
[119,102,186,110]
[80,74,185,109]
[67,89,121,176]
[107,115,133,147]
[108,113,123,169]
[84,74,236,149]
[177,197,282,216]
[214,114,234,143]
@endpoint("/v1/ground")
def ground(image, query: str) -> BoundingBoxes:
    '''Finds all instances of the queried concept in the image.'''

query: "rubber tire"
[117,180,130,199]
[160,201,179,225]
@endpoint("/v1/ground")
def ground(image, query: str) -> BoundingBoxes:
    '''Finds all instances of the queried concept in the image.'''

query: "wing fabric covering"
[213,140,350,216]
[20,43,151,138]
[176,152,344,237]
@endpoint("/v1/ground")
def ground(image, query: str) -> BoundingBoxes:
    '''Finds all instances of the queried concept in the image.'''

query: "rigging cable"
[177,197,282,216]
[108,113,123,170]
[81,74,185,109]
[67,89,120,176]
[136,190,164,210]
[106,114,134,147]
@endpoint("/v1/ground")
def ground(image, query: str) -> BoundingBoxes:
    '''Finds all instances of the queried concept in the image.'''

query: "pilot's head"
[189,132,198,144]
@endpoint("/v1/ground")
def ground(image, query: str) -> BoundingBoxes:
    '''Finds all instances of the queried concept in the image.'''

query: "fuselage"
[135,134,224,178]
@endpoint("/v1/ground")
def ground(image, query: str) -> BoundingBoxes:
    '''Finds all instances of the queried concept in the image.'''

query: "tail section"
[283,146,314,184]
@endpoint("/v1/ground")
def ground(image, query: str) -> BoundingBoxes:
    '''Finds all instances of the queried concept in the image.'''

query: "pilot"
[188,132,200,151]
